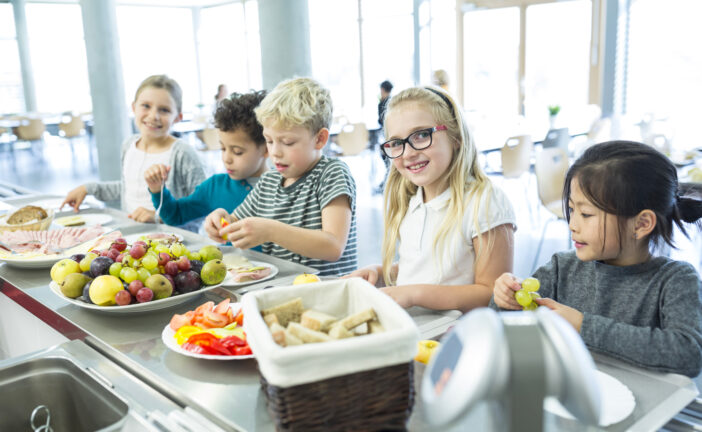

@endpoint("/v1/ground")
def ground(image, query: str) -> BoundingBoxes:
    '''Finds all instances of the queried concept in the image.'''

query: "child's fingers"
[534,297,556,309]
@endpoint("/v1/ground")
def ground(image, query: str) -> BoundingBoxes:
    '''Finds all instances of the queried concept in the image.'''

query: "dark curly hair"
[214,90,267,146]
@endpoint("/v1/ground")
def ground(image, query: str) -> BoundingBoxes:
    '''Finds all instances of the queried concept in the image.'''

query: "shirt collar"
[408,187,451,213]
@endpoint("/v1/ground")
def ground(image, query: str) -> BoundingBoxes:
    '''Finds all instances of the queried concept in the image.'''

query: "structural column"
[80,0,129,182]
[11,0,37,112]
[257,0,312,89]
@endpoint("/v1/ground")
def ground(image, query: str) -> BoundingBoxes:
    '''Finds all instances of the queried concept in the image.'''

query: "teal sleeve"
[151,179,213,226]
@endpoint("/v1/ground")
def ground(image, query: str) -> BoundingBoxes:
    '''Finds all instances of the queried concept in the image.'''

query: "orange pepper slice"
[220,217,230,241]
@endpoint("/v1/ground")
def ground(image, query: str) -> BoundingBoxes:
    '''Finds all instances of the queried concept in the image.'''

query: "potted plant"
[548,105,560,129]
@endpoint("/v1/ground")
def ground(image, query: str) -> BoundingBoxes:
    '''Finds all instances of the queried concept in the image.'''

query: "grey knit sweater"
[490,251,702,377]
[85,135,206,211]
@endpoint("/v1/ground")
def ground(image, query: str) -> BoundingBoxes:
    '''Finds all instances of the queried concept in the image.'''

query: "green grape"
[145,250,158,259]
[109,262,123,278]
[120,267,138,283]
[137,268,151,283]
[523,302,538,311]
[148,266,160,275]
[142,255,158,270]
[189,252,201,261]
[122,255,134,268]
[79,252,98,272]
[131,258,141,269]
[515,289,533,307]
[170,243,186,257]
[522,277,540,292]
[530,292,541,301]
[155,244,170,255]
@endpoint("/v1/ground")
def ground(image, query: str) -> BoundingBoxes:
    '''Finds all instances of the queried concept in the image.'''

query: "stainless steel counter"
[1,197,700,431]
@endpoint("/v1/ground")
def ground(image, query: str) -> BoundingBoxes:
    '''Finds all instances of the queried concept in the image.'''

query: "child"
[345,86,516,312]
[143,90,268,228]
[61,75,206,222]
[492,141,702,377]
[203,77,357,276]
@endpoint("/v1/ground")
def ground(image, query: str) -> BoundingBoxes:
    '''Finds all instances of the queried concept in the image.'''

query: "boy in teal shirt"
[144,90,268,226]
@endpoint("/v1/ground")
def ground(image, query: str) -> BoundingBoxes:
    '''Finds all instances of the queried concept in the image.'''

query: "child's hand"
[493,272,523,310]
[342,265,383,287]
[128,207,155,223]
[380,285,415,308]
[144,164,170,193]
[204,209,232,243]
[534,298,584,332]
[60,185,88,212]
[226,217,271,249]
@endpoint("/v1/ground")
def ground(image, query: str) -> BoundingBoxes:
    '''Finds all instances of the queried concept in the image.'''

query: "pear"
[198,245,223,263]
[201,259,227,285]
[145,274,173,300]
[60,272,93,299]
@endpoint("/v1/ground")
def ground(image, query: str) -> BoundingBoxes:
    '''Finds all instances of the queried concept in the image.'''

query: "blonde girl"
[346,87,516,312]
[61,75,206,222]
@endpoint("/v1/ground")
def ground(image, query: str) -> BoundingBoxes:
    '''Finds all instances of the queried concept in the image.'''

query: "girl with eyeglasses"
[345,86,516,312]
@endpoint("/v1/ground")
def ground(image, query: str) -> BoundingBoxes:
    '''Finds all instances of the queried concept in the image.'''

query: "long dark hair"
[563,140,702,251]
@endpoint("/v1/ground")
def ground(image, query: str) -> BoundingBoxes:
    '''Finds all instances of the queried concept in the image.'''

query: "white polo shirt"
[123,143,173,214]
[395,185,516,286]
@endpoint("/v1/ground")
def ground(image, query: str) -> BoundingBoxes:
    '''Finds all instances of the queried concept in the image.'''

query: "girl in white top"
[346,86,516,312]
[61,75,206,222]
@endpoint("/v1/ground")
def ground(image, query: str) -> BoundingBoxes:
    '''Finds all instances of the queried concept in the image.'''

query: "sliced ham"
[229,266,272,283]
[0,226,118,255]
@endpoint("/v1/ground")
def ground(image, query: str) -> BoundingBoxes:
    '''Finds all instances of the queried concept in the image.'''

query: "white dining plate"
[48,272,234,313]
[0,253,65,269]
[544,370,635,426]
[54,213,113,227]
[123,232,184,245]
[161,303,254,360]
[221,261,279,288]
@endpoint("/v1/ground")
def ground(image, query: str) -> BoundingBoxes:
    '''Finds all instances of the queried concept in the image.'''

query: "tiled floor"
[1,132,700,277]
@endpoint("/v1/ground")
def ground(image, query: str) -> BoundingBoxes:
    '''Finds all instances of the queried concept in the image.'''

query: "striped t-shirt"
[233,156,358,276]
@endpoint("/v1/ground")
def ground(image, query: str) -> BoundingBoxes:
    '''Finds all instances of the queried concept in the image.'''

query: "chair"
[14,117,46,158]
[532,147,570,272]
[336,122,369,157]
[501,135,533,178]
[541,127,570,153]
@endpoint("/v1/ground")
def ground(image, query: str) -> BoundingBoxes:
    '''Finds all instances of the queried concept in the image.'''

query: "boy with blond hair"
[204,77,357,276]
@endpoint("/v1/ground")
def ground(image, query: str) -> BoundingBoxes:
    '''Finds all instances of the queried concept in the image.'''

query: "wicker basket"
[0,209,53,232]
[261,362,415,432]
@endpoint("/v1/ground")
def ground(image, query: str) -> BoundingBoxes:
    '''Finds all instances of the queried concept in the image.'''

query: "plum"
[82,281,92,303]
[189,259,204,275]
[174,270,201,294]
[90,256,114,278]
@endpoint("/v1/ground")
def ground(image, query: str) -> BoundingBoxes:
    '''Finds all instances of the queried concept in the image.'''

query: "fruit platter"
[163,299,253,359]
[48,235,234,313]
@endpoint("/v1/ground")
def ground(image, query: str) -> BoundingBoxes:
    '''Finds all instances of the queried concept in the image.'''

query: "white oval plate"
[48,272,234,313]
[221,261,279,288]
[161,303,254,360]
[544,370,635,426]
[54,213,113,227]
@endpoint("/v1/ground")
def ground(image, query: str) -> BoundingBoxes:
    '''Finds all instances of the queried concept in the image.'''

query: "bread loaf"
[287,322,332,343]
[301,310,337,332]
[328,323,353,340]
[260,297,303,327]
[338,308,377,330]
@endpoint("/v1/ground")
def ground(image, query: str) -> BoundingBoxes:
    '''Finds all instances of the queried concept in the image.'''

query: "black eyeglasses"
[381,125,447,159]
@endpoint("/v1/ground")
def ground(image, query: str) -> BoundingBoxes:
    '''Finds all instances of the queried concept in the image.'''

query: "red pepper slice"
[186,332,219,346]
[181,342,208,354]
[208,338,234,356]
[220,335,246,348]
[233,346,252,356]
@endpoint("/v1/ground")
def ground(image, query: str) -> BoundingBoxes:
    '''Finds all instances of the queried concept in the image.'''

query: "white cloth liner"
[242,278,420,388]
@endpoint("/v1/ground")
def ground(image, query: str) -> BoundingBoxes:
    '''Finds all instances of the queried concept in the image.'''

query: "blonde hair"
[432,69,450,88]
[134,75,182,114]
[381,86,495,285]
[255,77,333,133]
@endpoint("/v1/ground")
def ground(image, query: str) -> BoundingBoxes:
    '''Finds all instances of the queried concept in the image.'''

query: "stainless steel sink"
[0,356,128,431]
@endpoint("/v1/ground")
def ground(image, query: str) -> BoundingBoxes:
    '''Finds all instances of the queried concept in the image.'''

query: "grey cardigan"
[85,135,207,210]
[490,251,702,377]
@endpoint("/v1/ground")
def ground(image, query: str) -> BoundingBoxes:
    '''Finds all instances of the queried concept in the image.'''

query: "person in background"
[143,90,268,230]
[432,69,450,92]
[492,141,702,377]
[375,80,394,194]
[204,77,358,277]
[345,86,516,312]
[61,75,206,222]
[378,80,393,127]
[215,84,229,106]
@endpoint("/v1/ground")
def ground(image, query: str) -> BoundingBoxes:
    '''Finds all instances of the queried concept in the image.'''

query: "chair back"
[541,127,570,153]
[535,147,569,218]
[336,122,369,156]
[16,118,45,141]
[59,115,85,138]
[500,135,532,178]
[201,127,220,150]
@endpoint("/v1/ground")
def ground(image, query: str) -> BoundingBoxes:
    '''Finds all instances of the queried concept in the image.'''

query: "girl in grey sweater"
[492,141,702,377]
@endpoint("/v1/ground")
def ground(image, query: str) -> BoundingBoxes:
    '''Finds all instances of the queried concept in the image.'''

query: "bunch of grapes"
[69,238,210,306]
[515,277,541,311]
